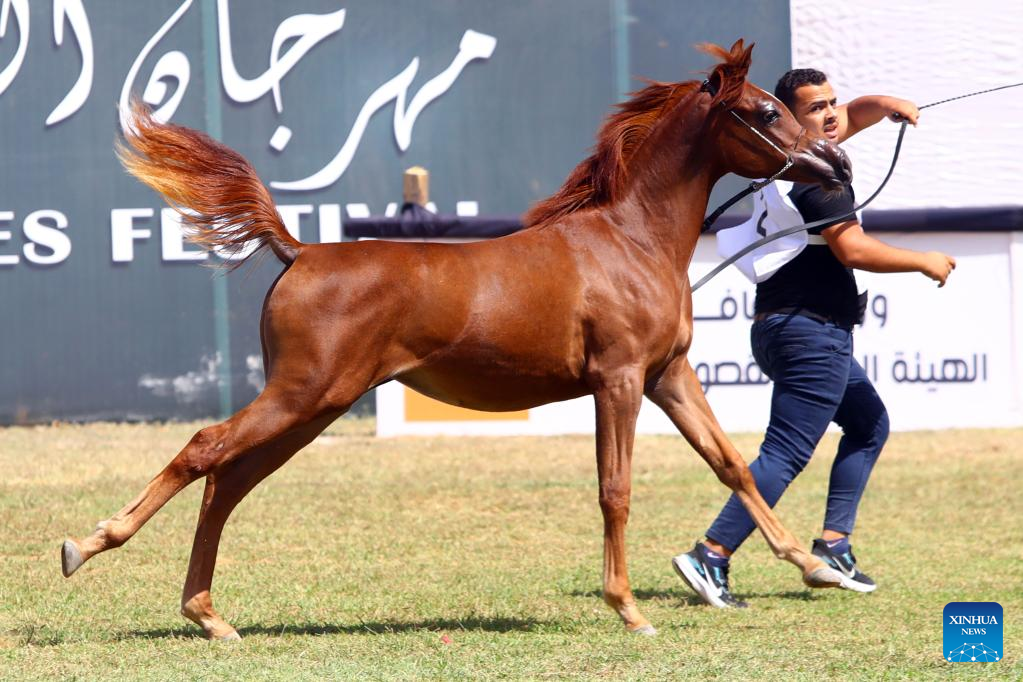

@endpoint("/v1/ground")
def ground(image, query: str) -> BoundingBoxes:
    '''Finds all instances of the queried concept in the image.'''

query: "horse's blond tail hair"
[117,99,300,267]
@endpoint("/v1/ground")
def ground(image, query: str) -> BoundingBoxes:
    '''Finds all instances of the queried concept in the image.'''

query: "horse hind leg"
[60,388,322,578]
[178,412,338,640]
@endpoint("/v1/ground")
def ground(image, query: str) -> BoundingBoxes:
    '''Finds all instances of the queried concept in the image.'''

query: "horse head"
[701,40,852,191]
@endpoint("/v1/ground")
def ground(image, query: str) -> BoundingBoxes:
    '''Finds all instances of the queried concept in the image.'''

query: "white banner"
[377,231,1023,436]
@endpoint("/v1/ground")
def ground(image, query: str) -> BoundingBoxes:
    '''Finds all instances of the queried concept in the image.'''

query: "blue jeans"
[705,313,890,552]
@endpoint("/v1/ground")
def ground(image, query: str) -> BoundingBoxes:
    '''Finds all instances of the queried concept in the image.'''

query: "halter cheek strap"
[699,80,797,232]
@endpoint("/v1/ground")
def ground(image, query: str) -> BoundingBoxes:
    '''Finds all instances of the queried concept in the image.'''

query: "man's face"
[790,81,839,142]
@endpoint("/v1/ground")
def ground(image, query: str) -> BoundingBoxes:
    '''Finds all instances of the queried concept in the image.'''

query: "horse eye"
[763,110,781,125]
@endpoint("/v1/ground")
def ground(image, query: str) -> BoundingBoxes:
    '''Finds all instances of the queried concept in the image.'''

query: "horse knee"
[598,485,631,519]
[714,457,753,492]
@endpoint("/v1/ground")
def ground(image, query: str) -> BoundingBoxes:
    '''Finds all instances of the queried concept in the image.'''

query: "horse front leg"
[591,370,656,635]
[645,357,841,588]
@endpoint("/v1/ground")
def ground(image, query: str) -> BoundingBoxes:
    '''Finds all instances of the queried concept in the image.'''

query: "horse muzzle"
[797,138,852,190]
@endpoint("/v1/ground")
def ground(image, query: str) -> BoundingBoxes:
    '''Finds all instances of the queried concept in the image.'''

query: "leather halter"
[699,79,799,233]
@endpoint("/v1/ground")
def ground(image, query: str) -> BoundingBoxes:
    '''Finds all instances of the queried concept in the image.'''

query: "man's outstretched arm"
[837,96,920,142]
[822,220,956,287]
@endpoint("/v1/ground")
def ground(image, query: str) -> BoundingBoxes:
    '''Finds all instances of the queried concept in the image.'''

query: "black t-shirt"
[754,182,860,327]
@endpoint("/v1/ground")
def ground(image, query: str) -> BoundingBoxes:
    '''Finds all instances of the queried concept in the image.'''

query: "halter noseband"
[700,79,799,232]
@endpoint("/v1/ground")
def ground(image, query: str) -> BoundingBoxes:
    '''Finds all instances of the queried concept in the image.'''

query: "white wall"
[790,0,1023,209]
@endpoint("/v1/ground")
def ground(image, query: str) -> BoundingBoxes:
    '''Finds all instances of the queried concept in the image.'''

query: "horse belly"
[396,357,589,412]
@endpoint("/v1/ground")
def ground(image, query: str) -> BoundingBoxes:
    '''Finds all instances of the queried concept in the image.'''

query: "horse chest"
[582,299,682,365]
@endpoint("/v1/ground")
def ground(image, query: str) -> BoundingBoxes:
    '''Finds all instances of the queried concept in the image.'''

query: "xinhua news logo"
[943,602,1002,662]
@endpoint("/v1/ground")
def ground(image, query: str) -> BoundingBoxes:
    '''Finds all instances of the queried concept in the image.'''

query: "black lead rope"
[691,121,908,292]
[693,80,1023,293]
[701,176,774,233]
[914,81,1023,113]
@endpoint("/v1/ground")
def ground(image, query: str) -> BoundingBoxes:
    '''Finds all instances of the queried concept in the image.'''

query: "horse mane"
[523,39,753,228]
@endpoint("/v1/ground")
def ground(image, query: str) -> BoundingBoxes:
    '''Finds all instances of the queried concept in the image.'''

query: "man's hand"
[920,251,956,286]
[884,97,920,125]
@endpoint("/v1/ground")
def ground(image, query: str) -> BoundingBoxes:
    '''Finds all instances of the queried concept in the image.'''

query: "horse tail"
[117,99,300,267]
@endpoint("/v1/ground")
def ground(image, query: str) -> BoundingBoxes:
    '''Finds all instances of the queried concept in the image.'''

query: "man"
[673,69,956,608]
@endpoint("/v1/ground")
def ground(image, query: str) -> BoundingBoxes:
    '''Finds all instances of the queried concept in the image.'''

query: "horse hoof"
[803,566,842,588]
[629,624,658,636]
[215,630,241,642]
[61,540,84,577]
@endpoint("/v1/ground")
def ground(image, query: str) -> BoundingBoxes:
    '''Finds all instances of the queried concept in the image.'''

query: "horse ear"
[698,39,755,109]
[730,40,754,79]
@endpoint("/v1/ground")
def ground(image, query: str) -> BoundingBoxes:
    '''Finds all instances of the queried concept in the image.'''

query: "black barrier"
[345,203,522,239]
[348,206,1023,239]
[861,206,1023,233]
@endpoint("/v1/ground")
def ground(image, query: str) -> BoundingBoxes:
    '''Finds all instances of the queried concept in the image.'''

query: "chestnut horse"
[62,41,849,638]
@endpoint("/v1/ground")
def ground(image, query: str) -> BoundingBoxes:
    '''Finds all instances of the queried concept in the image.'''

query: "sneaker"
[671,542,749,608]
[811,538,877,593]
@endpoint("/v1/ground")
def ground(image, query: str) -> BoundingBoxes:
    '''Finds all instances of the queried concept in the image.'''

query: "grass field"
[0,419,1020,680]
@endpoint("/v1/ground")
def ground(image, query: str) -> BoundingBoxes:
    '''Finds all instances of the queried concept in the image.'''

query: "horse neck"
[612,96,722,272]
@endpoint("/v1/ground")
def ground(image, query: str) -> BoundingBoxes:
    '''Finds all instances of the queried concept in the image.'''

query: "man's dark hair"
[774,68,828,109]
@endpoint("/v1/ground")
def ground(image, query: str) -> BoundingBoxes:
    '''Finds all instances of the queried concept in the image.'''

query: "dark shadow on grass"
[738,590,818,601]
[117,616,546,641]
[240,616,545,637]
[569,588,817,606]
[673,590,818,606]
[569,588,680,600]
[112,626,206,642]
